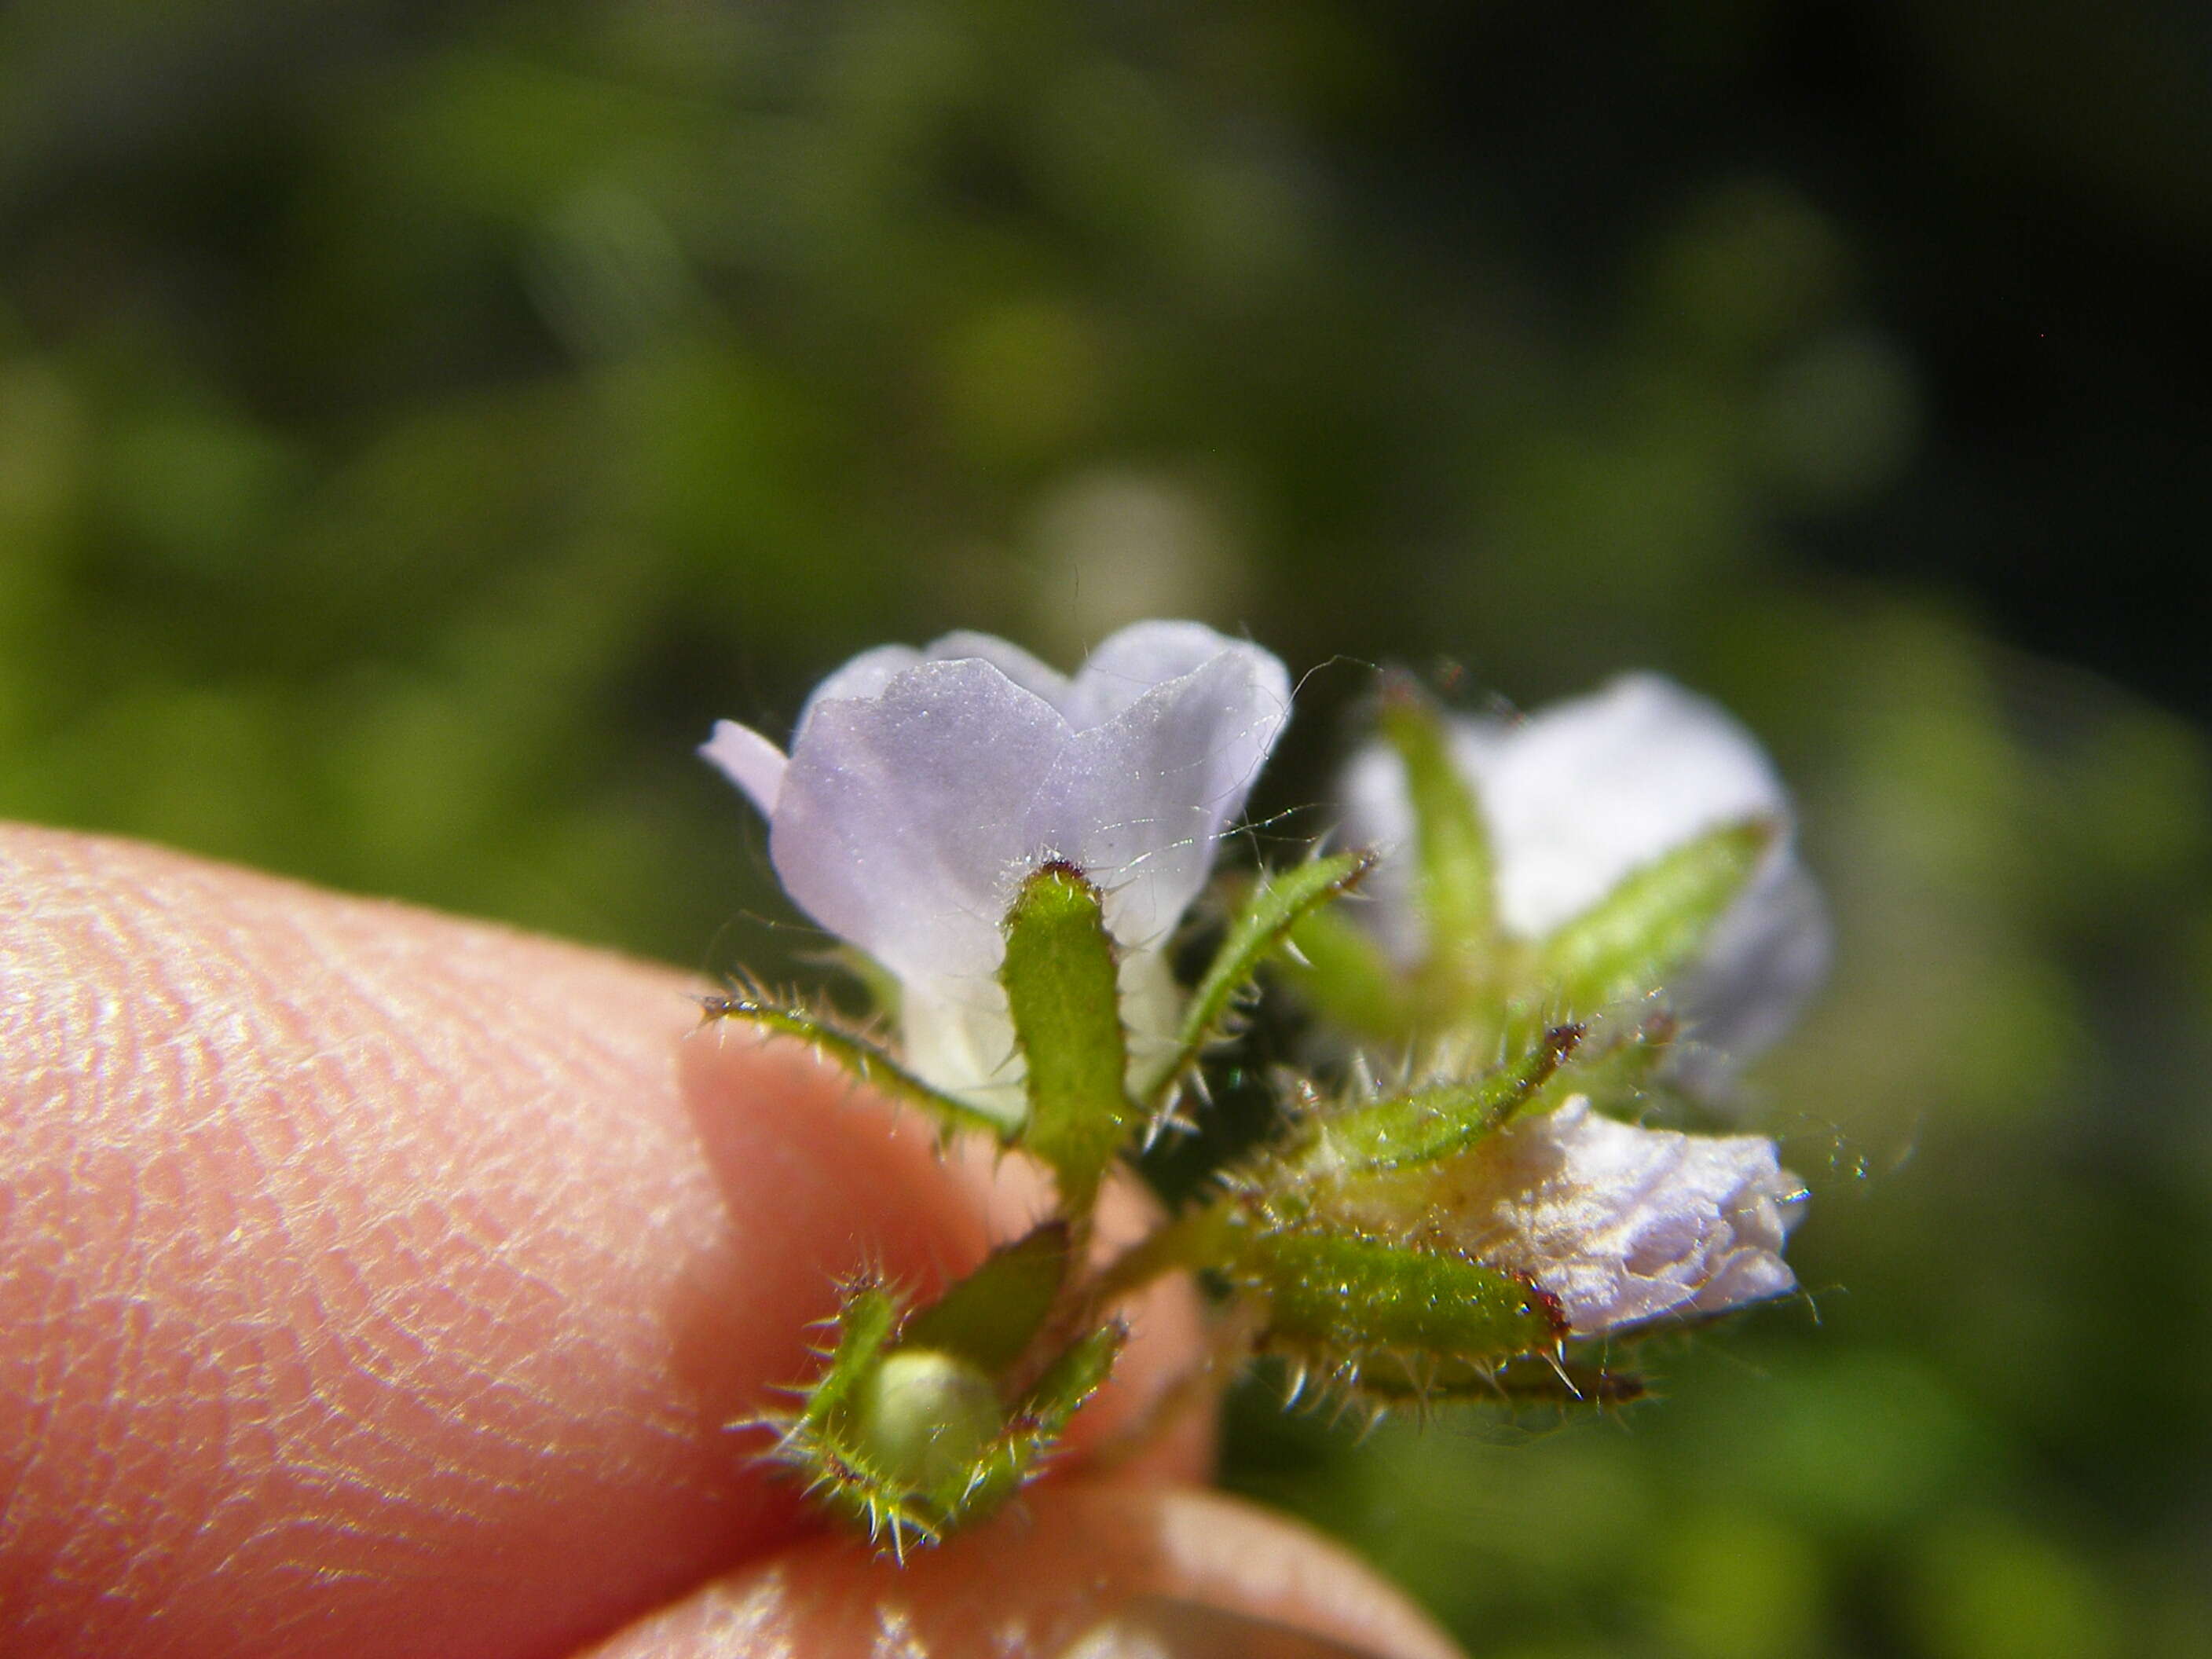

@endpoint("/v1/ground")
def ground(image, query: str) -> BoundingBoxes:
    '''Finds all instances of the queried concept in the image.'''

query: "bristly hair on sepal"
[698,980,1015,1148]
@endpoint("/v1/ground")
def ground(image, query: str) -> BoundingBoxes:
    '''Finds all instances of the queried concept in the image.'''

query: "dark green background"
[4,4,2208,1654]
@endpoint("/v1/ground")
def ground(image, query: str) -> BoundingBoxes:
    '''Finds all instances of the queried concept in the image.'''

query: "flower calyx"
[753,1224,1126,1559]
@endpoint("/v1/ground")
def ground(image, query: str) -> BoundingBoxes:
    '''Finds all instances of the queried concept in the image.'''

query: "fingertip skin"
[577,1480,1465,1659]
[0,827,1203,1658]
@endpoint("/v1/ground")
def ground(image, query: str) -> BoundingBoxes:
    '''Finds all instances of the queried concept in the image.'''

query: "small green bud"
[851,1348,1005,1495]
[762,1271,1122,1556]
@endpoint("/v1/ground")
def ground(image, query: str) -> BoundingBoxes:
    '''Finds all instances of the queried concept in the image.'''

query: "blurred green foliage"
[2,3,2209,1654]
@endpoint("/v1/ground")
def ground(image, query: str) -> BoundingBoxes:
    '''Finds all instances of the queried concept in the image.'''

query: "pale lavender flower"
[1427,1096,1805,1336]
[704,622,1291,1122]
[1342,673,1828,1075]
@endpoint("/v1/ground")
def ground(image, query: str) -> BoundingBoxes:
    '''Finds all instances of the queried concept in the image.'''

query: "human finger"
[578,1478,1463,1659]
[0,826,1203,1659]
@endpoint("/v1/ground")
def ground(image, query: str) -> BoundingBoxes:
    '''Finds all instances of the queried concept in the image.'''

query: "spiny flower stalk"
[700,625,1822,1553]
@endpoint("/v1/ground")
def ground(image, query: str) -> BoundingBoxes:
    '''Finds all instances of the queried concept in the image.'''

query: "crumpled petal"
[706,622,1291,1112]
[1339,673,1827,1075]
[1431,1097,1805,1336]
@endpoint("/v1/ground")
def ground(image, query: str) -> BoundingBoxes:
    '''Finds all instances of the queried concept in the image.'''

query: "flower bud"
[850,1349,1004,1495]
[1327,1097,1806,1337]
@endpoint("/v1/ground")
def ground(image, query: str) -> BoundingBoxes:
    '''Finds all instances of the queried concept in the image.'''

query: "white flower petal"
[1336,672,1827,1077]
[793,643,926,736]
[1459,674,1788,939]
[1671,861,1832,1092]
[1044,644,1293,949]
[769,657,1073,987]
[1335,742,1423,965]
[800,632,1071,736]
[1438,1097,1804,1336]
[699,720,789,819]
[919,631,1074,710]
[1115,946,1185,1094]
[1062,620,1276,729]
[899,980,1026,1128]
[713,622,1292,1111]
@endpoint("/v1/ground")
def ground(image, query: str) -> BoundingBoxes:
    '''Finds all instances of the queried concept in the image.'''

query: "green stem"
[1090,1198,1239,1307]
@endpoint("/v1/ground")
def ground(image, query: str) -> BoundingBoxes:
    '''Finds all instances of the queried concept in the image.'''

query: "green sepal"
[900,1222,1071,1377]
[764,1278,961,1555]
[1234,1222,1566,1368]
[1291,1024,1582,1181]
[698,992,1013,1141]
[1533,818,1777,1016]
[1547,1006,1681,1101]
[1380,682,1496,992]
[1020,1318,1126,1423]
[1489,1355,1646,1406]
[1280,900,1412,1039]
[1001,862,1135,1212]
[798,1280,901,1434]
[1144,850,1378,1108]
[944,1320,1129,1530]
